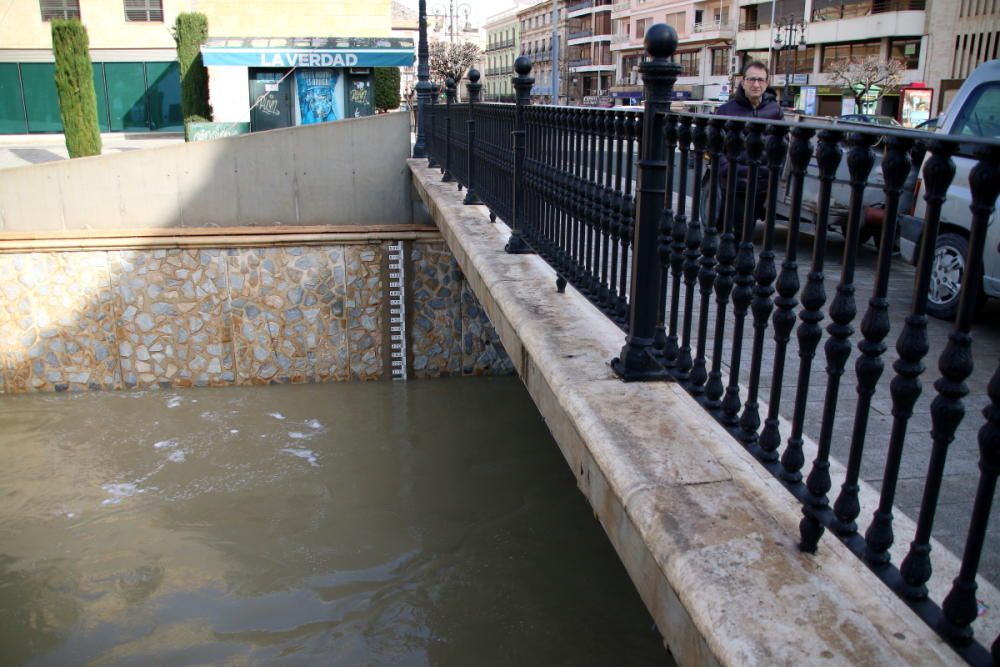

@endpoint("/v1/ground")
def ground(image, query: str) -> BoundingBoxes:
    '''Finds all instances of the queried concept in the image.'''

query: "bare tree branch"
[428,40,481,84]
[828,56,905,110]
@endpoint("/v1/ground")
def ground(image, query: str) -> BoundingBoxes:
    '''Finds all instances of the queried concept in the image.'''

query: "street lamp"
[773,16,807,108]
[430,1,475,44]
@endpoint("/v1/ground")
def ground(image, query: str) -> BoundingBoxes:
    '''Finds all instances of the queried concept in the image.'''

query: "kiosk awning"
[201,36,415,68]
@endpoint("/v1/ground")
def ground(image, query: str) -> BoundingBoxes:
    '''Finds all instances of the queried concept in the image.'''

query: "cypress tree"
[51,19,101,158]
[373,68,401,112]
[174,12,212,122]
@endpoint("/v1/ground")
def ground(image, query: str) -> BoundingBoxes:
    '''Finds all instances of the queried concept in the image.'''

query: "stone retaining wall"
[0,238,512,394]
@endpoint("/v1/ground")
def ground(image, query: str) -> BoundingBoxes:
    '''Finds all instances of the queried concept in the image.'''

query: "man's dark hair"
[743,60,770,77]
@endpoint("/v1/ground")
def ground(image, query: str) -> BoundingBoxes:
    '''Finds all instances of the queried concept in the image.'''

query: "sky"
[396,0,528,30]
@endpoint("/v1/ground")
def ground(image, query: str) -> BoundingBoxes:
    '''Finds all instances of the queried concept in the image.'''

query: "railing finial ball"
[644,23,678,59]
[467,68,480,83]
[514,55,533,76]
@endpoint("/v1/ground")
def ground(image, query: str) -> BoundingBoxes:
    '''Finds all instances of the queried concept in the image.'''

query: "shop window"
[890,37,920,69]
[124,0,163,21]
[39,0,80,20]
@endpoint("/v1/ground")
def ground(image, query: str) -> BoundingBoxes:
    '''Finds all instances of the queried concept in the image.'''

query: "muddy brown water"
[0,377,672,665]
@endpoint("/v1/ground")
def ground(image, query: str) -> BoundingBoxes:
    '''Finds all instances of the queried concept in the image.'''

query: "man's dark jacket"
[715,84,782,194]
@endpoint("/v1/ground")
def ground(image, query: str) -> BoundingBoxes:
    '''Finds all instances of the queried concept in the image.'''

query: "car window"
[950,82,1000,139]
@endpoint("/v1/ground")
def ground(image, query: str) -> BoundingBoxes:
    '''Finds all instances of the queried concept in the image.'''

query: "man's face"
[743,67,768,104]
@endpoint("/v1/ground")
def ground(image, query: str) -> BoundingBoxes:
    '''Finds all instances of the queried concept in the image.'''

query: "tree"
[51,19,101,158]
[374,67,401,112]
[173,12,212,123]
[429,40,480,86]
[828,56,904,114]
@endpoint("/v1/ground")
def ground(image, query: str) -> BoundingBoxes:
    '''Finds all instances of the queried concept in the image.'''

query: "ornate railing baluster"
[723,121,764,425]
[586,109,600,296]
[899,140,968,600]
[667,116,691,374]
[706,119,745,408]
[442,78,455,182]
[615,110,638,326]
[800,131,876,553]
[608,111,625,314]
[427,88,440,168]
[690,118,724,393]
[864,141,933,566]
[599,111,615,308]
[741,124,790,450]
[678,117,707,379]
[656,114,679,361]
[830,135,913,536]
[759,125,811,460]
[781,128,841,484]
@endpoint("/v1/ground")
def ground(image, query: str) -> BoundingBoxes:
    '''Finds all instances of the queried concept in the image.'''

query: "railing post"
[442,77,456,183]
[463,68,482,205]
[412,0,431,158]
[505,56,535,254]
[427,85,439,169]
[611,23,679,381]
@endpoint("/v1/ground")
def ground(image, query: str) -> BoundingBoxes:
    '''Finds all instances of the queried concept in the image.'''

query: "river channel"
[0,377,671,665]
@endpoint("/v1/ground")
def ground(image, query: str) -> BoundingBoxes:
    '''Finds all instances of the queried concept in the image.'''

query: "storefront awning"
[201,37,415,68]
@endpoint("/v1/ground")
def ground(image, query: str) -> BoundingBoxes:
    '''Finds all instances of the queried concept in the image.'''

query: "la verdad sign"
[259,52,358,68]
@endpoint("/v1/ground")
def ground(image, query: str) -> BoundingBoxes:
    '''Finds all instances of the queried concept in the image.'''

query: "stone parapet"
[409,158,998,666]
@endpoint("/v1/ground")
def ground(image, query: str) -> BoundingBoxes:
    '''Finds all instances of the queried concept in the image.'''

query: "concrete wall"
[0,113,412,231]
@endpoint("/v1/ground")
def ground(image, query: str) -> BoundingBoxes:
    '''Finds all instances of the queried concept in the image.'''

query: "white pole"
[768,0,777,70]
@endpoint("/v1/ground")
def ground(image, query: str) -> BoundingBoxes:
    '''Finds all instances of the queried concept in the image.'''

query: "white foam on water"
[153,438,179,449]
[281,447,319,467]
[167,450,186,463]
[101,483,140,505]
[288,431,312,440]
[229,429,239,434]
[165,396,182,409]
[268,412,286,421]
[306,419,323,430]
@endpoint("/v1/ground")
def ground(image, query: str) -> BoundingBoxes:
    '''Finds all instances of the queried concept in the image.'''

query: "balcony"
[811,0,925,20]
[568,29,594,39]
[567,0,594,13]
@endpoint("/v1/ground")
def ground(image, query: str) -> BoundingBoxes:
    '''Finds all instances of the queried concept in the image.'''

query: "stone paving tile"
[110,249,233,389]
[227,246,349,384]
[0,252,120,392]
[461,279,514,376]
[346,244,384,381]
[410,241,462,378]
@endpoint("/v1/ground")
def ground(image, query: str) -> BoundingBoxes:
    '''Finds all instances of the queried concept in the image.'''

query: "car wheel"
[927,232,981,320]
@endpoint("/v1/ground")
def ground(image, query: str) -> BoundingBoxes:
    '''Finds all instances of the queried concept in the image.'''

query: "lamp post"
[430,0,475,44]
[413,0,432,158]
[773,16,807,108]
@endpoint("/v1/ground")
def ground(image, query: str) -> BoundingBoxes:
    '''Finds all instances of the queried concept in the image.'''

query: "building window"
[125,0,163,21]
[711,48,729,76]
[821,40,880,71]
[776,46,815,74]
[635,18,648,39]
[890,37,920,69]
[39,0,80,20]
[666,12,686,33]
[678,50,700,77]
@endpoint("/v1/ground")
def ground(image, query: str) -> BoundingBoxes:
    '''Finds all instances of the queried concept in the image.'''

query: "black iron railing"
[421,29,1000,666]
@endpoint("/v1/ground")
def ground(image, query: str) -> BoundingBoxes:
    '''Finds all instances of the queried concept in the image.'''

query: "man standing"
[712,61,783,229]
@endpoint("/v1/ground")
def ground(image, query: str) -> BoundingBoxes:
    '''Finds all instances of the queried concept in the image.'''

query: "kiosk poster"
[295,69,341,124]
[347,77,372,118]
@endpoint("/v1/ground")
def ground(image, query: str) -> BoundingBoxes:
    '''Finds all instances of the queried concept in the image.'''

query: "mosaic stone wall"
[0,240,511,394]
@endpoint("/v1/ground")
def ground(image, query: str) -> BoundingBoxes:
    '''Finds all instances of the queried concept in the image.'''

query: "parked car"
[899,58,1000,319]
[836,114,903,127]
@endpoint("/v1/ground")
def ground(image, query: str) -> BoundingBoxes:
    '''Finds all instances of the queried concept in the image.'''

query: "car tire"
[927,232,983,320]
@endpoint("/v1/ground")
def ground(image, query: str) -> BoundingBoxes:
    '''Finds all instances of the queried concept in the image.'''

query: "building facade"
[735,0,929,121]
[484,8,521,101]
[611,0,736,105]
[565,0,615,103]
[924,0,1000,113]
[0,0,406,134]
[518,1,568,103]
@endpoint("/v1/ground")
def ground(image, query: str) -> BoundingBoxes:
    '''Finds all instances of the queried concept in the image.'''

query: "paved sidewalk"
[0,133,184,170]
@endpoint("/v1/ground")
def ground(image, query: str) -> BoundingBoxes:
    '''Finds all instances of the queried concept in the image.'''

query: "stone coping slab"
[409,159,1000,666]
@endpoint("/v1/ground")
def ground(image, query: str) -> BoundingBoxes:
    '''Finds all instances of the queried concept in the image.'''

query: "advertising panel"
[295,69,341,124]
